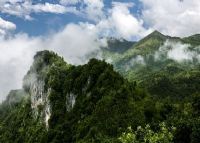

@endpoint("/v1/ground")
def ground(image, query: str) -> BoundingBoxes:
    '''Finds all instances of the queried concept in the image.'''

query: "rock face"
[22,51,52,128]
[28,78,77,128]
[1,51,147,142]
[29,79,51,128]
[22,51,73,128]
[66,93,76,112]
[23,70,51,128]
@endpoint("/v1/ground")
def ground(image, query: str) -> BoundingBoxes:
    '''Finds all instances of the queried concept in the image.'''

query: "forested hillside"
[103,31,200,99]
[0,31,200,143]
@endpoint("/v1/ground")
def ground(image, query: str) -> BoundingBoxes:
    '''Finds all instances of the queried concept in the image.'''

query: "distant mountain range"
[102,31,200,98]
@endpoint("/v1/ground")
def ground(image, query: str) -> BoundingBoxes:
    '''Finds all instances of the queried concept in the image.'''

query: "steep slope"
[0,89,47,142]
[103,38,135,53]
[182,34,200,46]
[0,50,200,143]
[106,31,175,64]
[103,31,200,98]
[0,51,149,142]
[101,38,136,63]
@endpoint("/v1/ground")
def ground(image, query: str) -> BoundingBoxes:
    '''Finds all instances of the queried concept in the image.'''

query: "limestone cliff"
[22,50,71,128]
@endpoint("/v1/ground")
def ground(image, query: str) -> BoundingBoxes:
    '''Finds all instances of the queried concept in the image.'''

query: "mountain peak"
[140,30,166,42]
[148,30,165,37]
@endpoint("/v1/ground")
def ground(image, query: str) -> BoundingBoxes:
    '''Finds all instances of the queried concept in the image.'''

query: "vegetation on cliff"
[0,31,200,143]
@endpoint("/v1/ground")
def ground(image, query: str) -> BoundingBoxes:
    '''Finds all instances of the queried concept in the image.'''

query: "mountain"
[183,34,200,46]
[0,31,200,143]
[0,51,150,142]
[103,31,200,98]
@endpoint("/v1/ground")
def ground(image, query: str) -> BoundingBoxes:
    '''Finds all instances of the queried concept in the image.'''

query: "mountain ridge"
[0,31,200,143]
[102,30,200,98]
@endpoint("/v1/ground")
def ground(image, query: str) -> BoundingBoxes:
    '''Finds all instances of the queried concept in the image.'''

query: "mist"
[155,40,200,63]
[124,55,146,71]
[122,40,200,72]
[0,1,152,101]
[0,23,106,102]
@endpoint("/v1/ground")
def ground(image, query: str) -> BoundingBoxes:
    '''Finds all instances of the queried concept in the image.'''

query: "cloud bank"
[1,0,146,101]
[0,1,78,20]
[155,40,200,63]
[0,0,104,20]
[141,0,200,37]
[122,40,200,71]
[0,17,16,35]
[0,23,105,101]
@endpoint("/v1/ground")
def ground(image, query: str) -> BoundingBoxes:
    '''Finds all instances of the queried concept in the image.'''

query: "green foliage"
[182,34,200,46]
[119,123,175,143]
[0,97,47,143]
[102,31,200,99]
[1,28,200,143]
[44,57,148,142]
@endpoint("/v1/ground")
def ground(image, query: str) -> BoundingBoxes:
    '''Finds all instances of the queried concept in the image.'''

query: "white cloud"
[0,1,151,39]
[47,23,104,64]
[155,40,200,62]
[0,1,153,101]
[31,3,68,14]
[0,17,16,35]
[0,0,103,21]
[59,0,80,5]
[4,0,200,101]
[2,0,200,38]
[0,22,105,101]
[0,34,42,102]
[95,2,152,40]
[167,43,193,62]
[140,0,200,37]
[110,2,151,39]
[82,0,104,21]
[0,1,78,20]
[55,1,152,40]
[60,0,105,22]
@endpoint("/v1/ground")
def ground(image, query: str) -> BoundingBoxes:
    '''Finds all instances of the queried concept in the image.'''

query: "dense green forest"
[0,31,200,142]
